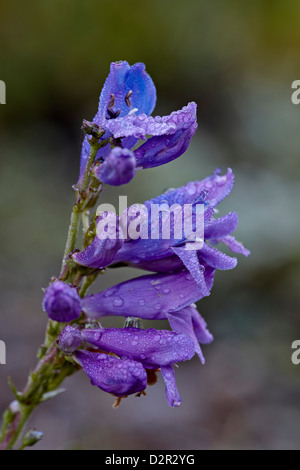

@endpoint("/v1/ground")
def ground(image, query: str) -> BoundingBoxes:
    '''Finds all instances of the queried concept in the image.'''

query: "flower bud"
[42,280,81,322]
[95,147,136,186]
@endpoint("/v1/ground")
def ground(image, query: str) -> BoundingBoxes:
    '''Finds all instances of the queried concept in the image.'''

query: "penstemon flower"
[0,60,249,450]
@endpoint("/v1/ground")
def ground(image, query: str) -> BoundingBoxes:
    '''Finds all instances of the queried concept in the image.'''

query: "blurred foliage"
[0,0,300,450]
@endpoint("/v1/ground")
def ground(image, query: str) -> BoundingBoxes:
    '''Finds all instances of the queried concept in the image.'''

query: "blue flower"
[80,269,213,363]
[59,325,195,407]
[73,168,250,284]
[79,61,197,185]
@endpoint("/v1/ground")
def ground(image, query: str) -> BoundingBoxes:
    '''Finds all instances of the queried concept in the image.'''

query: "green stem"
[60,205,81,278]
[0,127,109,450]
[59,137,102,279]
[79,272,100,298]
[0,341,76,450]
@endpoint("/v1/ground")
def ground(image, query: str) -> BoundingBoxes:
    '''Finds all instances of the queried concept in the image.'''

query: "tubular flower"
[59,326,195,407]
[73,168,249,288]
[80,271,213,363]
[79,61,197,185]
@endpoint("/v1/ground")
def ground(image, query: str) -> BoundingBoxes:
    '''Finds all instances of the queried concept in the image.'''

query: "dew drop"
[139,299,145,306]
[104,288,116,297]
[163,288,170,294]
[154,303,161,310]
[113,297,124,307]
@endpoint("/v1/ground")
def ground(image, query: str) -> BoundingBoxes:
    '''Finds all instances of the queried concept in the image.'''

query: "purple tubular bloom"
[79,61,197,180]
[81,269,211,320]
[81,327,195,369]
[112,168,249,283]
[75,350,147,397]
[80,61,156,179]
[72,211,123,269]
[42,280,81,322]
[95,147,136,186]
[60,325,195,407]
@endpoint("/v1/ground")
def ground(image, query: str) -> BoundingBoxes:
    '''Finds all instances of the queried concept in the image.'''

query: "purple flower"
[75,350,147,398]
[95,147,136,186]
[80,327,195,369]
[73,168,249,288]
[113,168,250,275]
[42,280,81,322]
[80,269,214,363]
[80,61,197,182]
[81,269,213,320]
[59,326,195,407]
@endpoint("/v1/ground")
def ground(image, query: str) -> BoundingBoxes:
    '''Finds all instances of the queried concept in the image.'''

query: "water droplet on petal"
[163,288,170,294]
[151,279,161,286]
[113,297,124,307]
[139,299,145,306]
[104,288,117,297]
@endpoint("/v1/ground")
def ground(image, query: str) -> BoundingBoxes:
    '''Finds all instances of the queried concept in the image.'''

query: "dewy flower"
[81,269,214,363]
[42,280,81,322]
[75,351,147,398]
[79,61,197,184]
[113,168,250,276]
[59,326,195,407]
[73,168,250,286]
[94,147,136,186]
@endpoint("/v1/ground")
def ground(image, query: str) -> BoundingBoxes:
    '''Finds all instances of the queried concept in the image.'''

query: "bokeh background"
[1,0,300,450]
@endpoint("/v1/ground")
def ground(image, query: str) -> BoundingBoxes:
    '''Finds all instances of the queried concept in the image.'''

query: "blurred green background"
[1,0,300,450]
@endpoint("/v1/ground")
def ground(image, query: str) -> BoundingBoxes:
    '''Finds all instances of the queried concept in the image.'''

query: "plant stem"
[0,340,76,450]
[0,129,107,449]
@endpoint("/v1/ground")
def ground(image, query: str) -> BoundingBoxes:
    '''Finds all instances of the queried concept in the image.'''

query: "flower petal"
[79,61,156,180]
[167,305,213,364]
[134,107,197,169]
[81,270,207,320]
[75,350,147,397]
[205,212,239,240]
[215,234,251,257]
[198,243,238,270]
[145,168,234,208]
[81,327,195,369]
[97,61,156,121]
[105,102,197,140]
[161,365,182,407]
[172,247,210,295]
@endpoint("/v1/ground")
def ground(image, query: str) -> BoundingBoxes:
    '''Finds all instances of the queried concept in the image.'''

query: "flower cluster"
[42,61,249,408]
